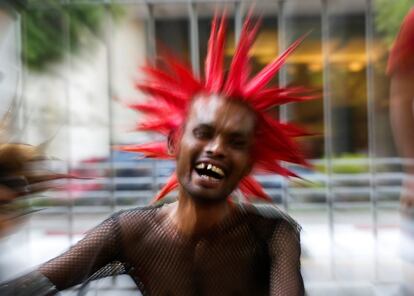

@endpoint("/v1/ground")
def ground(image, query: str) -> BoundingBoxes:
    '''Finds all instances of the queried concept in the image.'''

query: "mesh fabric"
[34,203,304,295]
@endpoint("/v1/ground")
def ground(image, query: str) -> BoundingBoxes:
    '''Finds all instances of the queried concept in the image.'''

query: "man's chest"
[122,222,270,295]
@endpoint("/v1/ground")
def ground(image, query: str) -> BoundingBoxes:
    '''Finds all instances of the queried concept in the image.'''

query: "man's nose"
[205,137,225,158]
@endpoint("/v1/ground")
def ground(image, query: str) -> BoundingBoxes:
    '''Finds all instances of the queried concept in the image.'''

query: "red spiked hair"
[120,13,315,202]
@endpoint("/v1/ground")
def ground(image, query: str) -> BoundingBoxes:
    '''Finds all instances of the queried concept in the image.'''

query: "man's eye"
[230,139,247,149]
[193,129,211,139]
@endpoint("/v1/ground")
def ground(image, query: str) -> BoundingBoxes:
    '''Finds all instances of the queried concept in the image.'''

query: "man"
[387,6,414,295]
[1,14,311,295]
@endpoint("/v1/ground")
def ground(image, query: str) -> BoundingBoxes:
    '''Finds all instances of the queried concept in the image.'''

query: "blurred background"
[0,0,411,295]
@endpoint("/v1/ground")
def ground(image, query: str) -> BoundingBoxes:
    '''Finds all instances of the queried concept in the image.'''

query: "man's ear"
[167,132,176,156]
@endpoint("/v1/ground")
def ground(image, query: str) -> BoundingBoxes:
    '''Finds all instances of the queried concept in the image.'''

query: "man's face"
[175,94,256,203]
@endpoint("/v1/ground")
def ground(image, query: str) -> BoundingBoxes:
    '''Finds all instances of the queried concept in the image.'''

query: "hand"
[400,175,414,215]
[0,143,70,236]
[0,185,20,236]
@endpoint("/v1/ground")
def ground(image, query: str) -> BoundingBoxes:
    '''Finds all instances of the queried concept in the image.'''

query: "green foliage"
[314,153,369,174]
[375,0,412,47]
[20,1,123,70]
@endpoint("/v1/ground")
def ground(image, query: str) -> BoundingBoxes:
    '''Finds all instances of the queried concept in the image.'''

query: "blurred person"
[0,112,73,237]
[0,0,74,284]
[0,14,313,295]
[0,118,73,282]
[387,6,414,295]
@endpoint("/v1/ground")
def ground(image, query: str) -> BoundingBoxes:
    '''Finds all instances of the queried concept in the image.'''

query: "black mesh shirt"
[3,203,304,295]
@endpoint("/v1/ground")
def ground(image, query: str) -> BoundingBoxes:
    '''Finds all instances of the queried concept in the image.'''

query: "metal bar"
[234,1,243,44]
[144,3,158,199]
[3,4,28,144]
[365,0,378,280]
[15,7,25,140]
[146,3,156,62]
[277,0,289,211]
[321,0,335,280]
[24,0,263,11]
[62,2,74,244]
[277,0,288,96]
[16,10,23,134]
[104,4,117,213]
[29,0,250,8]
[15,2,34,252]
[188,2,200,77]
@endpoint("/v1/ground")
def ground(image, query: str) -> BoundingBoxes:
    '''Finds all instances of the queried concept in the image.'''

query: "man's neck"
[168,190,233,236]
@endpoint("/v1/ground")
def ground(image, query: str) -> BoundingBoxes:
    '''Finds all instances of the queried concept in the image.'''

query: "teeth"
[196,162,225,177]
[211,166,224,177]
[196,163,205,169]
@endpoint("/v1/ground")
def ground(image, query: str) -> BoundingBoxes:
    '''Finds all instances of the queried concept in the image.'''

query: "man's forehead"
[188,94,255,128]
[189,95,223,121]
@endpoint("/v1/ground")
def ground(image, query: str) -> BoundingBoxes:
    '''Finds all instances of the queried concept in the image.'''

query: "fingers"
[25,173,78,184]
[0,185,18,203]
[0,144,76,199]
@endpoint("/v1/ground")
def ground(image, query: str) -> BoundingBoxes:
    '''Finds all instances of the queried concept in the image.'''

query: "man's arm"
[0,270,58,296]
[389,70,414,209]
[0,214,122,295]
[269,219,304,296]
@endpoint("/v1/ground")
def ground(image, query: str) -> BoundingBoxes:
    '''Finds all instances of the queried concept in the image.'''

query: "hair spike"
[118,142,171,159]
[121,13,314,202]
[244,32,309,97]
[153,172,178,202]
[249,86,318,111]
[205,12,227,92]
[224,14,260,96]
[239,176,272,202]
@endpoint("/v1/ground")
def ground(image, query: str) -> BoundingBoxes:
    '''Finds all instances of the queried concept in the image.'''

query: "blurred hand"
[0,185,20,236]
[0,143,70,236]
[401,176,414,214]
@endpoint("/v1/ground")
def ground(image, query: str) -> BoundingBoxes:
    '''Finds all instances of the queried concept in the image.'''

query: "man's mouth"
[194,162,226,180]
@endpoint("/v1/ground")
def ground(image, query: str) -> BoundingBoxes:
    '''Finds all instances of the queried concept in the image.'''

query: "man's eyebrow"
[193,125,250,137]
[227,131,249,138]
[194,124,214,130]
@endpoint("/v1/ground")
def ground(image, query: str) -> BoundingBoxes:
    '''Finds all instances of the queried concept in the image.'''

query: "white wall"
[0,7,21,134]
[21,9,148,163]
